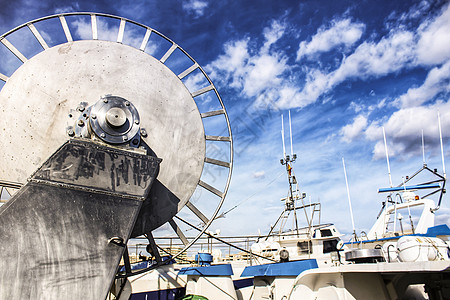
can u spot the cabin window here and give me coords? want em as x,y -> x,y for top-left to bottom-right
297,241 -> 312,255
323,239 -> 339,253
320,229 -> 333,237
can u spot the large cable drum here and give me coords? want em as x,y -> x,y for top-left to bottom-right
0,12 -> 233,296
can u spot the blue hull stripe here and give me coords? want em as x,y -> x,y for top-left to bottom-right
344,224 -> 450,246
233,278 -> 254,290
129,278 -> 254,299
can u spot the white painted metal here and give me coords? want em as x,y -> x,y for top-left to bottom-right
117,19 -> 126,43
140,28 -> 152,51
185,275 -> 237,300
438,111 -> 446,179
382,127 -> 393,187
289,110 -> 293,157
27,23 -> 49,49
91,14 -> 98,40
178,63 -> 198,79
281,115 -> 286,159
367,198 -> 435,240
0,38 -> 27,62
191,84 -> 214,97
422,129 -> 425,164
289,261 -> 450,300
59,16 -> 73,42
0,73 -> 8,82
160,43 -> 177,63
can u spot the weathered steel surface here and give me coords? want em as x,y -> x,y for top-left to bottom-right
31,139 -> 159,199
0,139 -> 160,299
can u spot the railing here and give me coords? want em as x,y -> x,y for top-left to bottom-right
128,235 -> 260,265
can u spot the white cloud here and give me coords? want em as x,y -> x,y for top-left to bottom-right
70,16 -> 156,54
208,3 -> 450,113
372,139 -> 405,160
54,4 -> 80,14
262,20 -> 286,52
396,60 -> 450,108
340,115 -> 368,143
252,171 -> 265,179
282,3 -> 450,110
277,29 -> 416,109
327,4 -> 450,94
349,102 -> 363,113
364,119 -> 383,142
72,18 -> 118,41
297,18 -> 365,61
243,53 -> 288,98
416,3 -> 450,65
366,101 -> 450,159
182,0 -> 208,18
207,19 -> 294,109
399,0 -> 431,22
329,30 -> 416,86
206,39 -> 249,90
368,98 -> 387,113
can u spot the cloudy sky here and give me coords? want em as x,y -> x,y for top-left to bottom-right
1,0 -> 449,241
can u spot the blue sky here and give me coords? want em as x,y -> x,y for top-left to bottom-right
1,0 -> 450,240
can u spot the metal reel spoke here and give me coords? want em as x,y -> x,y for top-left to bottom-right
144,232 -> 162,264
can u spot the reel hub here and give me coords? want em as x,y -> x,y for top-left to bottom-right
69,95 -> 142,147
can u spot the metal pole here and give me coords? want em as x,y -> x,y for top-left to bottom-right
422,129 -> 426,165
289,110 -> 293,157
438,111 -> 446,179
342,157 -> 357,243
281,115 -> 286,159
383,127 -> 393,187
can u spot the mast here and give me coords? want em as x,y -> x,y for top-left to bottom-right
438,111 -> 446,179
422,129 -> 426,165
279,113 -> 302,236
269,112 -> 321,240
383,127 -> 393,187
288,110 -> 300,235
342,157 -> 357,243
289,110 -> 294,157
281,115 -> 286,160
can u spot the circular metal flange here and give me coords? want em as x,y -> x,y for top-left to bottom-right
345,248 -> 385,263
89,95 -> 140,144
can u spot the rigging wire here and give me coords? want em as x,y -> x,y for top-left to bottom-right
180,170 -> 286,233
219,170 -> 286,218
175,215 -> 277,262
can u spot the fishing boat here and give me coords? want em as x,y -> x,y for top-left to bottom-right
247,123 -> 450,300
120,119 -> 450,300
112,113 -> 346,299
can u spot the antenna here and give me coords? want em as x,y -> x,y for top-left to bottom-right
281,115 -> 286,159
383,127 -> 393,187
289,110 -> 293,157
422,129 -> 426,165
342,157 -> 357,243
438,111 -> 446,179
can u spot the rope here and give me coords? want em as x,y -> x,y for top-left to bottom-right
175,216 -> 277,262
219,171 -> 285,217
